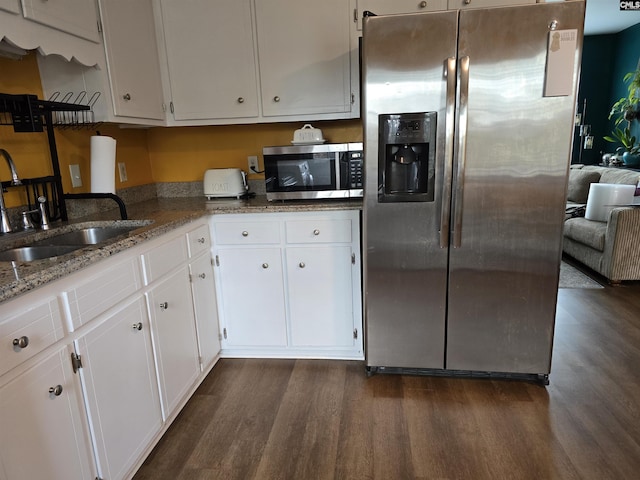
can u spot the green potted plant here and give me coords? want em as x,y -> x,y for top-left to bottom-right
608,68 -> 640,126
604,126 -> 639,167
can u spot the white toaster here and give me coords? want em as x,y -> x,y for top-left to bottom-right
203,168 -> 247,199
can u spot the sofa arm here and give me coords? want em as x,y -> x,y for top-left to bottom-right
601,207 -> 640,281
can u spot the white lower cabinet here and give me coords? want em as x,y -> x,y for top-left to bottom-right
189,254 -> 222,369
75,296 -> 162,480
216,247 -> 288,347
146,265 -> 200,419
212,210 -> 363,359
0,344 -> 96,480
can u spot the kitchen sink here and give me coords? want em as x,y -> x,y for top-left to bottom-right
0,222 -> 151,262
0,245 -> 82,262
38,226 -> 141,246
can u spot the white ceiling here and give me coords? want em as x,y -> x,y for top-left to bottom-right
584,0 -> 640,35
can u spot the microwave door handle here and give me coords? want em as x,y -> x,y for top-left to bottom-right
452,55 -> 470,249
440,56 -> 457,249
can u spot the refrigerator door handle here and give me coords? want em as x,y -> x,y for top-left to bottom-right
440,56 -> 457,249
452,55 -> 470,248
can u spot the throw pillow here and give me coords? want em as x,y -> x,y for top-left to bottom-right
567,169 -> 601,203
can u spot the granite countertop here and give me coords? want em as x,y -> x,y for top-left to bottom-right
0,195 -> 362,304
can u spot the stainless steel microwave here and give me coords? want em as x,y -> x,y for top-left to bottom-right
263,143 -> 363,201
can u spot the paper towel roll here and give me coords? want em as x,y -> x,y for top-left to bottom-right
585,183 -> 635,222
90,135 -> 117,194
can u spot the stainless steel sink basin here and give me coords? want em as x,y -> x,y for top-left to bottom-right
0,245 -> 82,262
39,226 -> 140,246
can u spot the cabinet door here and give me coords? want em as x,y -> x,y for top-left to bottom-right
354,0 -> 447,31
99,0 -> 165,120
216,248 -> 287,347
189,254 -> 221,370
146,266 -> 200,419
286,246 -> 355,347
76,297 -> 162,480
0,345 -> 96,480
21,0 -> 100,42
159,0 -> 259,120
0,0 -> 19,14
254,0 -> 351,117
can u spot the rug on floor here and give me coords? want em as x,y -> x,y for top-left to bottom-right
559,261 -> 604,289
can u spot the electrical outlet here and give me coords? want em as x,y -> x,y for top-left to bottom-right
248,155 -> 259,173
69,164 -> 82,187
118,162 -> 128,182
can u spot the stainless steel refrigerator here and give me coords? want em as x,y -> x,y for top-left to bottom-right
363,1 -> 585,383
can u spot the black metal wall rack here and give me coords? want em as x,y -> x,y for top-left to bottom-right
0,92 -> 96,222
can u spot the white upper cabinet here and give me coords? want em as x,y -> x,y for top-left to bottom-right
159,0 -> 259,121
353,0 -> 447,31
21,0 -> 100,42
98,0 -> 165,120
0,0 -> 19,14
254,0 -> 352,118
158,0 -> 355,125
38,0 -> 166,125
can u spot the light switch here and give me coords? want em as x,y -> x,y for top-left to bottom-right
118,162 -> 128,182
69,164 -> 82,187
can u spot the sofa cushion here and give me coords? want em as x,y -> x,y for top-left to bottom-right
564,217 -> 607,251
598,168 -> 640,186
567,169 -> 601,203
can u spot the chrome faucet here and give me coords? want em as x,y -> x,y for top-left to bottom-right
0,148 -> 22,234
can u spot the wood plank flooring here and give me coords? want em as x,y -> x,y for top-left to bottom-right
134,282 -> 640,480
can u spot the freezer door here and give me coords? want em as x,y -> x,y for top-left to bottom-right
446,1 -> 584,374
363,10 -> 458,369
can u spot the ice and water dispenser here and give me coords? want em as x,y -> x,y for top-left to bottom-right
378,112 -> 436,203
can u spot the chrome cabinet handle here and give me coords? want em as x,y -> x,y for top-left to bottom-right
132,322 -> 143,331
273,96 -> 280,102
123,93 -> 131,101
299,262 -> 306,268
262,263 -> 269,269
199,273 -> 206,279
313,229 -> 320,236
420,1 -> 427,7
198,237 -> 205,244
237,97 -> 245,103
159,302 -> 168,310
464,0 -> 471,4
242,231 -> 249,237
12,336 -> 29,349
49,385 -> 63,396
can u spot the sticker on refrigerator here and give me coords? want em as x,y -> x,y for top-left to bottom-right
543,29 -> 578,97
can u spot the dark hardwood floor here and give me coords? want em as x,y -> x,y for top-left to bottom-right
134,282 -> 640,480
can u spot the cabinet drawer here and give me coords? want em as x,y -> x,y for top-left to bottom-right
66,258 -> 141,330
214,220 -> 280,245
142,234 -> 189,283
285,219 -> 352,244
187,223 -> 211,257
0,297 -> 64,377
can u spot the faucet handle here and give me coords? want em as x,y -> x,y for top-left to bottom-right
21,210 -> 38,230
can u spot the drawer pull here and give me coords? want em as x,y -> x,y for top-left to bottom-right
123,93 -> 131,101
49,385 -> 63,397
262,263 -> 269,269
159,302 -> 169,310
132,322 -> 143,331
198,237 -> 206,244
313,229 -> 320,236
420,1 -> 427,7
199,273 -> 206,279
299,262 -> 306,268
12,336 -> 29,349
242,231 -> 249,237
237,97 -> 245,104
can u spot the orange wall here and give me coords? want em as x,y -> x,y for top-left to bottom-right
146,120 -> 362,182
1,53 -> 363,208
